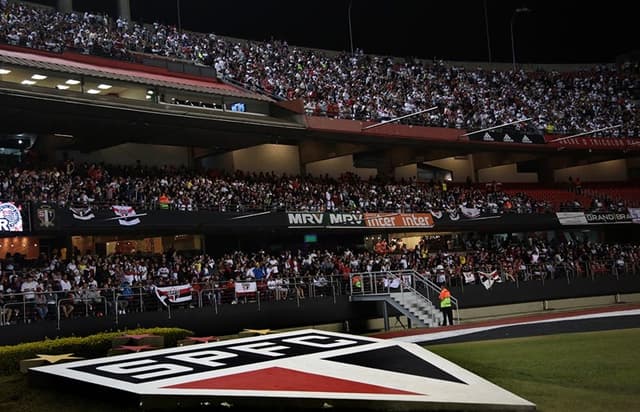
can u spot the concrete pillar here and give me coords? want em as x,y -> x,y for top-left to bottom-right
116,0 -> 131,21
57,0 -> 72,13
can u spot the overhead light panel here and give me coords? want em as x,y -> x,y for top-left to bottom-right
97,84 -> 112,90
65,79 -> 81,85
56,84 -> 70,90
86,89 -> 101,94
0,69 -> 11,75
31,74 -> 47,80
146,95 -> 152,99
21,80 -> 36,85
147,90 -> 154,95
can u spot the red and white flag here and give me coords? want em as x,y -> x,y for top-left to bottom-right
154,283 -> 193,306
478,270 -> 500,290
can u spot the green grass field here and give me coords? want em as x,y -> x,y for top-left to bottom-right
427,328 -> 640,412
0,328 -> 638,411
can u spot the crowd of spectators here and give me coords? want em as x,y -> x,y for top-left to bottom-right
1,236 -> 637,324
1,2 -> 638,136
3,161 -> 638,213
1,161 -> 563,214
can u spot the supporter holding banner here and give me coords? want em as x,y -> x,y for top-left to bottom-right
462,269 -> 476,284
235,281 -> 258,296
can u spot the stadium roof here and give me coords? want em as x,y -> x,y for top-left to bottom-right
0,47 -> 272,102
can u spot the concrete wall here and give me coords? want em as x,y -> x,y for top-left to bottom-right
231,144 -> 300,175
554,159 -> 628,182
394,164 -> 417,181
478,163 -> 538,183
200,152 -> 234,173
426,156 -> 474,182
305,155 -> 377,179
626,157 -> 640,168
58,143 -> 191,167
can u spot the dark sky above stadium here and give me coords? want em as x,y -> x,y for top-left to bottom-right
39,0 -> 638,64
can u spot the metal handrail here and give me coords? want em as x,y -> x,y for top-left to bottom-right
349,269 -> 459,325
410,270 -> 460,325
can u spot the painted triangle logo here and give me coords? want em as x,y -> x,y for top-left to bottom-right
30,329 -> 535,410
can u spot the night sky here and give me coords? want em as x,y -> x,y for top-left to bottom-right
33,0 -> 639,63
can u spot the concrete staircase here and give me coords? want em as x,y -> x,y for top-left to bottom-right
388,291 -> 442,328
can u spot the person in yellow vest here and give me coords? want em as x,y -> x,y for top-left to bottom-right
439,287 -> 453,326
352,274 -> 362,292
159,193 -> 170,210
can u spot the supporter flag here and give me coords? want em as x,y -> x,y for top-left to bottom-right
235,282 -> 258,296
110,205 -> 146,226
154,284 -> 193,307
460,206 -> 481,219
70,206 -> 96,220
478,270 -> 500,290
463,271 -> 475,284
0,202 -> 23,232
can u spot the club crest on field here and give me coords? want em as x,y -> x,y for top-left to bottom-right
31,329 -> 535,411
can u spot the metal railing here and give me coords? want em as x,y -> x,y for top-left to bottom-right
348,269 -> 460,325
0,277 -> 346,329
1,261 -> 636,329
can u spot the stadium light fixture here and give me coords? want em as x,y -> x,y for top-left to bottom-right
86,89 -> 101,94
511,7 -> 531,71
97,83 -> 112,90
0,68 -> 11,75
461,117 -> 532,137
31,74 -> 47,80
65,79 -> 81,85
348,0 -> 354,54
361,107 -> 438,130
56,84 -> 70,90
549,124 -> 623,142
177,0 -> 182,32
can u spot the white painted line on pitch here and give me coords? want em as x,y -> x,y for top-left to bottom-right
394,308 -> 640,343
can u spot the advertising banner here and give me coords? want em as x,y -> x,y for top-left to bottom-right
584,211 -> 631,224
556,211 -> 631,225
286,212 -> 434,229
556,212 -> 589,226
286,212 -> 364,227
468,131 -> 545,144
546,135 -> 640,150
363,213 -> 435,228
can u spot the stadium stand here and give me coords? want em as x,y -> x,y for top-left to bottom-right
1,1 -> 638,137
1,238 -> 638,326
0,1 -> 639,343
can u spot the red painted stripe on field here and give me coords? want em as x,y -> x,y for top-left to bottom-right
373,304 -> 640,339
164,366 -> 420,395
